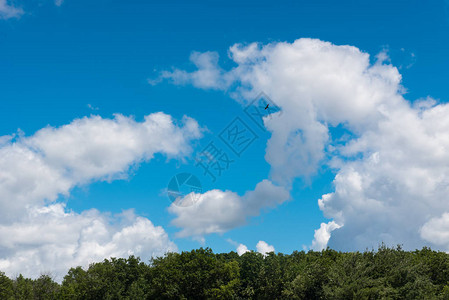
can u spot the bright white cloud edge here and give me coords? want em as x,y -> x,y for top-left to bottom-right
168,179 -> 290,239
230,240 -> 275,256
159,38 -> 449,253
0,112 -> 202,280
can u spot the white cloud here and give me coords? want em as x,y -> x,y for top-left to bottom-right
161,38 -> 449,252
319,101 -> 449,250
0,0 -> 23,19
237,243 -> 249,256
230,240 -> 273,256
0,0 -> 65,19
161,39 -> 402,185
0,112 -> 201,222
227,239 -> 249,255
256,241 -> 275,256
152,52 -> 233,90
420,213 -> 449,247
0,112 -> 201,279
169,179 -> 290,238
311,221 -> 341,251
0,205 -> 176,281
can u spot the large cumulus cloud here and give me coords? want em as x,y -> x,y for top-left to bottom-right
160,38 -> 449,251
0,112 -> 201,279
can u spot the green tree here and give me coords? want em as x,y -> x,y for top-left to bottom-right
13,274 -> 34,299
33,275 -> 60,300
0,271 -> 13,300
3,245 -> 449,299
149,248 -> 240,299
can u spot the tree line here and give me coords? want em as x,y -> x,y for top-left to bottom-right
2,245 -> 449,299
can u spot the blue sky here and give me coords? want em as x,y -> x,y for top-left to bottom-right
2,0 -> 449,279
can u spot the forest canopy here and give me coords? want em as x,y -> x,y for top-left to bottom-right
2,245 -> 449,299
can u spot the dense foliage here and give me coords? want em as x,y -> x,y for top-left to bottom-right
2,246 -> 449,299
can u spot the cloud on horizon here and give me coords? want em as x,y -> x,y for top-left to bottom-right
0,112 -> 202,280
158,38 -> 449,252
229,240 -> 275,256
